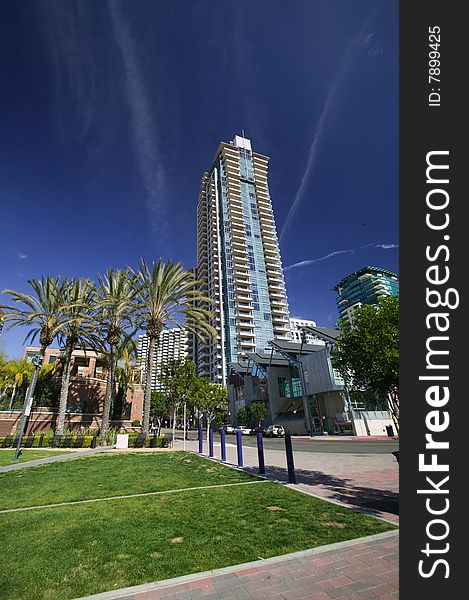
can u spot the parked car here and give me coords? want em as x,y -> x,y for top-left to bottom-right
223,425 -> 235,434
234,426 -> 252,435
250,426 -> 267,436
265,425 -> 285,437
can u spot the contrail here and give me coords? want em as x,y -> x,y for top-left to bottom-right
284,242 -> 398,272
108,0 -> 165,231
279,9 -> 380,243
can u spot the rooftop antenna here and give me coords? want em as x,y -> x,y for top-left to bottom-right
241,128 -> 245,139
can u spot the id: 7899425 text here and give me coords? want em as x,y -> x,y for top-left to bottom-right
428,26 -> 441,107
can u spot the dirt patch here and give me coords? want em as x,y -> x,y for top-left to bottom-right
321,521 -> 346,529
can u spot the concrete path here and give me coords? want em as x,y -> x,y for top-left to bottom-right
0,446 -> 115,473
76,530 -> 399,600
174,439 -> 399,524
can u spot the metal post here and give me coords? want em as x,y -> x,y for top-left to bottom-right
198,427 -> 203,454
152,429 -> 157,448
236,430 -> 243,467
91,431 -> 97,449
220,427 -> 226,462
13,354 -> 42,462
284,433 -> 296,483
208,424 -> 214,457
39,433 -> 44,448
257,431 -> 265,474
183,402 -> 187,451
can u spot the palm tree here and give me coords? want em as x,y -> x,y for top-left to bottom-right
55,278 -> 99,436
114,338 -> 138,420
1,275 -> 70,383
1,276 -> 70,455
134,258 -> 215,435
95,269 -> 138,445
3,359 -> 35,409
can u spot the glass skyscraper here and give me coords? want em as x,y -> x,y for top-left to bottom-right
195,135 -> 291,383
333,266 -> 399,322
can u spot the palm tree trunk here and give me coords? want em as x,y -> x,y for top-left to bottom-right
8,382 -> 17,410
142,335 -> 157,435
56,340 -> 74,435
101,345 -> 116,446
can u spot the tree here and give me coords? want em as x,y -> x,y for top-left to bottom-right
194,378 -> 227,437
150,390 -> 170,435
134,258 -> 215,435
95,269 -> 138,445
113,338 -> 139,420
237,405 -> 252,426
1,359 -> 34,409
332,296 -> 399,431
250,402 -> 267,427
1,276 -> 70,452
55,278 -> 99,435
34,363 -> 61,407
159,358 -> 199,444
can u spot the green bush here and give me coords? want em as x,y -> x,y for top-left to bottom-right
131,419 -> 140,427
126,434 -> 168,448
0,432 -> 168,448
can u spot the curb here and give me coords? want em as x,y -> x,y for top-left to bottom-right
75,530 -> 399,599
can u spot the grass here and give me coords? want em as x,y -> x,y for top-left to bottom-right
0,450 -> 72,467
0,452 -> 252,509
0,452 -> 396,600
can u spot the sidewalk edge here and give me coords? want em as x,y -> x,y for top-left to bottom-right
75,529 -> 399,600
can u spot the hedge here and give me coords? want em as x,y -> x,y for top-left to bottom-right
0,434 -> 98,449
126,434 -> 169,448
0,433 -> 170,449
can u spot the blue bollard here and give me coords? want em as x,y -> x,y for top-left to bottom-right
198,427 -> 203,454
257,431 -> 266,474
284,433 -> 296,483
209,425 -> 214,457
220,427 -> 226,462
236,430 -> 243,467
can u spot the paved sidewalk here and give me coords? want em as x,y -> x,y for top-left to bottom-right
0,446 -> 114,473
174,440 -> 399,524
77,531 -> 399,600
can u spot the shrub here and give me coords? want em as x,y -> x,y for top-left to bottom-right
126,434 -> 168,448
131,419 -> 140,427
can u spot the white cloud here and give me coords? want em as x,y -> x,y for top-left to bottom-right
284,241 -> 399,271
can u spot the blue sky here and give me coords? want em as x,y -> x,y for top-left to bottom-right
0,0 -> 398,358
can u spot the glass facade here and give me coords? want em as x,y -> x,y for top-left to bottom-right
334,266 -> 399,321
196,135 -> 291,383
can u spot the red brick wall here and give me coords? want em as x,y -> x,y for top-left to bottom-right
0,381 -> 145,435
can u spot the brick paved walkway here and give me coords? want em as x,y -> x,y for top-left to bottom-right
77,531 -> 398,600
174,440 -> 399,524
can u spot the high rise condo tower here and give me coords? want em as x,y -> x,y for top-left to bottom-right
195,134 -> 291,383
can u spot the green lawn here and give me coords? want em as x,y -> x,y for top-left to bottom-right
0,449 -> 72,467
0,452 -> 395,600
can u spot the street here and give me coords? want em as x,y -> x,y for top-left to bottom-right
166,429 -> 399,455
